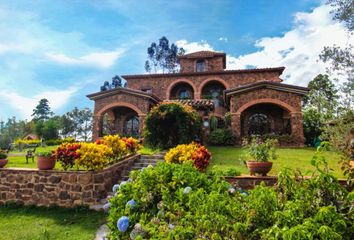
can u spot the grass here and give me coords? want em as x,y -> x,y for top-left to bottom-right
9,145 -> 59,154
0,205 -> 106,240
207,146 -> 345,178
138,146 -> 161,155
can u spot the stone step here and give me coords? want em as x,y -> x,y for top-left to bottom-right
140,154 -> 165,159
136,159 -> 164,164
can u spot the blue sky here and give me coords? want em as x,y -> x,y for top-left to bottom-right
0,0 -> 351,121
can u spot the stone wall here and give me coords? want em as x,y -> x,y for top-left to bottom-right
123,70 -> 282,100
0,155 -> 139,208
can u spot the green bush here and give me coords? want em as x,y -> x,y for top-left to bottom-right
107,157 -> 353,239
143,103 -> 202,149
207,128 -> 236,145
223,168 -> 241,176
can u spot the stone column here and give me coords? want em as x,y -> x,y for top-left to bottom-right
231,113 -> 242,144
92,115 -> 102,141
290,112 -> 305,147
138,114 -> 146,137
195,91 -> 201,100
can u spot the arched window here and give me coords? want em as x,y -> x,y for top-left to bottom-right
196,59 -> 206,72
170,82 -> 194,99
123,116 -> 140,137
247,113 -> 271,135
201,81 -> 226,106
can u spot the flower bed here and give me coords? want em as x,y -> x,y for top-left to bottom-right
106,160 -> 353,239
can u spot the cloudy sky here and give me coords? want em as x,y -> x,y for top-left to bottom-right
0,0 -> 352,121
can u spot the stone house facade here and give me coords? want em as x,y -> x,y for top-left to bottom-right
87,51 -> 308,146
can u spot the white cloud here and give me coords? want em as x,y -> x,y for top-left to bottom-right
46,49 -> 125,69
227,5 -> 353,86
176,39 -> 214,53
0,86 -> 79,120
218,37 -> 228,42
176,5 -> 352,86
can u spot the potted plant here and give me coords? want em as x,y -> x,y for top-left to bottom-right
37,151 -> 56,170
0,151 -> 8,168
243,137 -> 278,176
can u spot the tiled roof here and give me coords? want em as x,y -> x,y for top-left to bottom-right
178,51 -> 226,59
87,87 -> 161,102
122,67 -> 285,79
164,99 -> 214,110
224,81 -> 309,97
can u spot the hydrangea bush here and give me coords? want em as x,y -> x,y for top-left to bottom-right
107,160 -> 353,239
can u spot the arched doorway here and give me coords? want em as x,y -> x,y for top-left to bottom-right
100,106 -> 140,137
123,115 -> 140,137
201,80 -> 226,107
241,103 -> 291,137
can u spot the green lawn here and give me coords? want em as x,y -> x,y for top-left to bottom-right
207,146 -> 345,178
9,145 -> 60,154
0,205 -> 106,240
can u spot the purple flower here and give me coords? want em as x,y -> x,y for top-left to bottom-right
103,202 -> 110,212
117,216 -> 129,232
183,186 -> 192,194
228,187 -> 236,194
169,224 -> 175,230
112,184 -> 120,193
126,199 -> 137,208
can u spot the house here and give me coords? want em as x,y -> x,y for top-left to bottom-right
87,51 -> 308,146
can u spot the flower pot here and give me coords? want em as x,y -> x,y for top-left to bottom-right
37,156 -> 56,170
0,159 -> 8,168
246,161 -> 273,176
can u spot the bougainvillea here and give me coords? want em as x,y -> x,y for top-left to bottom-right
52,143 -> 81,170
164,142 -> 211,171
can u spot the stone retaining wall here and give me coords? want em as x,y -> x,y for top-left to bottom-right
0,154 -> 139,208
225,176 -> 350,190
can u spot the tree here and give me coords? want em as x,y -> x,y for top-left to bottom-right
60,107 -> 92,141
144,103 -> 201,149
100,75 -> 125,92
303,108 -> 324,146
319,1 -> 353,112
303,74 -> 339,118
32,99 -> 53,121
145,36 -> 185,73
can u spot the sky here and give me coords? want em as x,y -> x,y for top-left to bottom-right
0,0 -> 352,121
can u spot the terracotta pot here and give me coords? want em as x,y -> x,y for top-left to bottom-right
246,161 -> 273,176
37,156 -> 56,170
0,159 -> 8,168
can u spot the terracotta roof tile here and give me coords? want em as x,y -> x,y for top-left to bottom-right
164,99 -> 214,110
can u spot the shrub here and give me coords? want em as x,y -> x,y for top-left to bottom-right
52,143 -> 81,170
15,139 -> 41,146
0,151 -> 7,159
207,128 -> 236,145
223,168 -> 241,176
107,159 -> 353,239
121,137 -> 142,154
36,151 -> 53,157
100,135 -> 127,159
243,137 -> 278,162
143,103 -> 202,149
76,143 -> 113,170
164,143 -> 211,171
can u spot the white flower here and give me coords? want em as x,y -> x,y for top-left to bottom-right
183,186 -> 192,194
